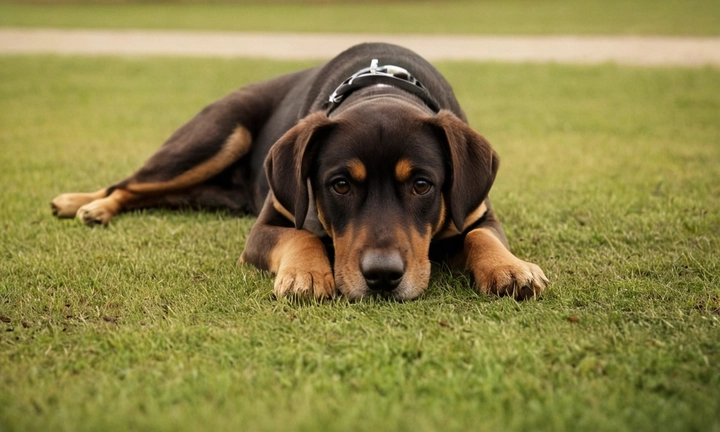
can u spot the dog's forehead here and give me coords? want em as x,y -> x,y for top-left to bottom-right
319,107 -> 444,171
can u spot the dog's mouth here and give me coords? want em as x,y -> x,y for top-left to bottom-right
341,279 -> 428,302
330,224 -> 434,301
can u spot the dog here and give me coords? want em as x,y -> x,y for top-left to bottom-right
51,43 -> 548,301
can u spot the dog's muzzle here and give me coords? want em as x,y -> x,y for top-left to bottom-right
360,249 -> 405,292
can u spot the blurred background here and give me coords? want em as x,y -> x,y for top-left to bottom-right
1,0 -> 718,36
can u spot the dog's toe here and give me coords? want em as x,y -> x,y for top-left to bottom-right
51,193 -> 87,218
473,259 -> 548,300
50,201 -> 61,217
76,202 -> 113,227
274,267 -> 336,299
51,191 -> 109,219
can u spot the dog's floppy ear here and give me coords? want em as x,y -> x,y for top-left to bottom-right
429,110 -> 500,232
265,112 -> 334,229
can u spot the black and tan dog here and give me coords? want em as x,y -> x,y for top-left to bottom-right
51,43 -> 548,301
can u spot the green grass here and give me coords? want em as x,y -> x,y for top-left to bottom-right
1,0 -> 719,35
1,56 -> 719,431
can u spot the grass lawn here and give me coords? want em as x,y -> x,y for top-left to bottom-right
1,55 -> 719,431
0,0 -> 719,35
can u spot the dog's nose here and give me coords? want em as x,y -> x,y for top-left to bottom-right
361,250 -> 404,291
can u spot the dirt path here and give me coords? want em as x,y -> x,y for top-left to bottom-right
2,28 -> 719,67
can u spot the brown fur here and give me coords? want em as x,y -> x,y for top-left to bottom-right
394,159 -> 413,183
51,189 -> 108,218
464,228 -> 548,299
76,189 -> 137,226
126,126 -> 251,194
267,229 -> 335,298
347,159 -> 367,183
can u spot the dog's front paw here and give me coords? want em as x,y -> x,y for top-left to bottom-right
470,258 -> 548,300
274,266 -> 336,299
464,228 -> 548,300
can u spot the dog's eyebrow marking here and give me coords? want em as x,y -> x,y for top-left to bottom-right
347,159 -> 367,183
395,159 -> 413,182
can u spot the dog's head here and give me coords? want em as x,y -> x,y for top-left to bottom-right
266,98 -> 498,300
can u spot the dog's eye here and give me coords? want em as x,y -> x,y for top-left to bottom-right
332,179 -> 350,195
413,179 -> 432,195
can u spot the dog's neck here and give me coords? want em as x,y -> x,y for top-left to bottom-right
326,85 -> 436,118
324,60 -> 439,116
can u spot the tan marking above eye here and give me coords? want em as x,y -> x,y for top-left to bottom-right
347,159 -> 367,183
395,159 -> 413,182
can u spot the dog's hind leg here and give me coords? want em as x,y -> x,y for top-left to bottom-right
51,81 -> 276,226
77,123 -> 253,226
51,69 -> 313,225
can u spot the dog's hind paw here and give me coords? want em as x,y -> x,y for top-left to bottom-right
76,199 -> 117,226
274,267 -> 336,299
51,192 -> 96,218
